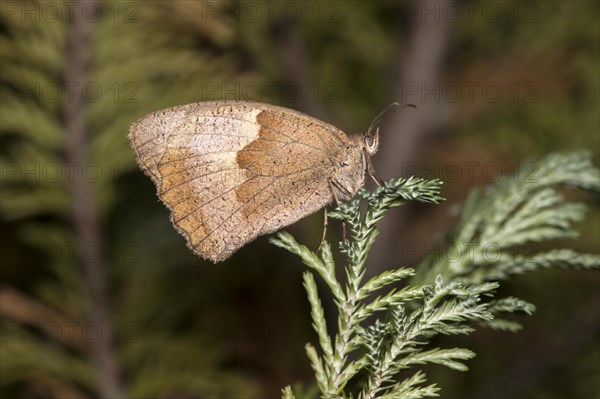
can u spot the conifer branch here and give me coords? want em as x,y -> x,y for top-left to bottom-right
62,1 -> 122,397
272,177 -> 455,398
273,153 -> 598,398
415,151 -> 599,286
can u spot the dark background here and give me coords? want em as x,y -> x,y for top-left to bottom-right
1,1 -> 598,398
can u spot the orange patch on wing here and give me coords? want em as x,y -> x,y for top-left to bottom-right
234,111 -> 285,221
236,111 -> 277,168
236,176 -> 275,222
158,147 -> 210,248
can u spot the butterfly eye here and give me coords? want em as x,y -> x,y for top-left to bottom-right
364,127 -> 379,155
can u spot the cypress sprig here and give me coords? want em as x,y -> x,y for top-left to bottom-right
273,152 -> 598,399
415,151 -> 599,286
413,151 -> 599,332
273,177 -> 473,398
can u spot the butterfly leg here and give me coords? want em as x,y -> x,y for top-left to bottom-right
317,207 -> 328,253
328,180 -> 349,242
364,148 -> 384,187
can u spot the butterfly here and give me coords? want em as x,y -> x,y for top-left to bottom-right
129,101 -> 399,262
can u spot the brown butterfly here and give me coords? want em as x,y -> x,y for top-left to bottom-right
129,101 -> 398,262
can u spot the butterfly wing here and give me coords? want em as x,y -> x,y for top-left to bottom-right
130,101 -> 352,262
129,101 -> 230,186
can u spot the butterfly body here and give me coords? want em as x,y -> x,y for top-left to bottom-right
129,101 -> 375,262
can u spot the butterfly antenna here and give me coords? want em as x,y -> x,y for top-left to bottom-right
364,102 -> 417,187
366,102 -> 416,137
367,102 -> 399,136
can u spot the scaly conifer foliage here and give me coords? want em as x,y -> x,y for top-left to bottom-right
272,152 -> 599,398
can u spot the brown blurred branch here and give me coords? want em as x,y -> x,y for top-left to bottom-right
272,18 -> 331,121
369,0 -> 455,272
62,1 -> 123,397
0,287 -> 87,349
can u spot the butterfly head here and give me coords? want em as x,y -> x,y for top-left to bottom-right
363,127 -> 380,156
331,137 -> 368,201
362,102 -> 415,157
